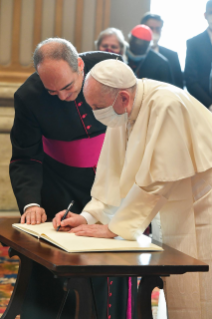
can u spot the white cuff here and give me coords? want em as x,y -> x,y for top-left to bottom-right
81,211 -> 98,225
24,203 -> 40,213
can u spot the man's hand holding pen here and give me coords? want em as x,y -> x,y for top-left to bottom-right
53,213 -> 116,238
52,200 -> 117,238
53,210 -> 87,231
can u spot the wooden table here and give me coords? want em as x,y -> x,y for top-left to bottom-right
0,218 -> 209,319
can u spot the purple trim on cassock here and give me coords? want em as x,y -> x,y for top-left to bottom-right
107,277 -> 110,319
10,159 -> 42,164
127,277 -> 132,319
42,134 -> 105,168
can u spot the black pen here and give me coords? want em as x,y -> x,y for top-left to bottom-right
56,200 -> 74,231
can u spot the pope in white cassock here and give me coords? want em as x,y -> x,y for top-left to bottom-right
53,59 -> 212,319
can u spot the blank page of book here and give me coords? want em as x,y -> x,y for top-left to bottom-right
12,222 -> 163,253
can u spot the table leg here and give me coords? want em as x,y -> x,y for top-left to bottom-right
57,277 -> 97,319
1,248 -> 33,319
137,276 -> 163,319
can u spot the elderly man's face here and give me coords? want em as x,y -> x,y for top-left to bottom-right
98,35 -> 122,55
83,76 -> 131,115
84,77 -> 114,110
37,58 -> 84,102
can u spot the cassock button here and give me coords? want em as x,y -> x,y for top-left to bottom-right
109,293 -> 112,296
78,102 -> 83,106
82,114 -> 87,119
110,281 -> 113,285
109,304 -> 112,308
108,316 -> 111,319
86,125 -> 92,129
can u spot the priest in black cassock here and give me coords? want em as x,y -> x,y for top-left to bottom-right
9,38 -> 137,319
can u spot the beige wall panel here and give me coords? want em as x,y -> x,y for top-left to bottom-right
0,106 -> 15,132
19,0 -> 35,66
81,0 -> 96,52
0,0 -> 13,65
74,0 -> 84,52
0,164 -> 18,210
0,134 -> 18,211
110,0 -> 150,39
41,0 -> 56,40
103,0 -> 111,30
0,133 -> 12,165
62,0 -> 76,43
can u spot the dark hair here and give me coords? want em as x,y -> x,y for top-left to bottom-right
206,0 -> 212,11
141,13 -> 164,26
33,38 -> 79,72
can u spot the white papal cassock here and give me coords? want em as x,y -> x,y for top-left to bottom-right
83,79 -> 212,319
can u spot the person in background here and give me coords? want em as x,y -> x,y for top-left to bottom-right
141,13 -> 183,89
184,0 -> 212,109
9,38 -> 137,319
95,27 -> 128,59
126,24 -> 173,85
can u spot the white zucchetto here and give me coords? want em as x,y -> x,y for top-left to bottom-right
90,59 -> 137,88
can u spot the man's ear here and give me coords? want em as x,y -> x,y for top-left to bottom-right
120,91 -> 130,106
78,57 -> 84,72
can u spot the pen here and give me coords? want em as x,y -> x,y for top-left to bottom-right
56,200 -> 74,231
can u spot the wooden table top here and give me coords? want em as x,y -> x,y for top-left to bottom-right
0,218 -> 208,277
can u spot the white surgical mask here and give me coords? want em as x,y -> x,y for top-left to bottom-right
152,33 -> 161,46
93,92 -> 128,127
126,48 -> 147,62
207,14 -> 212,29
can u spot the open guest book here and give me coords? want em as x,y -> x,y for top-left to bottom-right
12,222 -> 163,253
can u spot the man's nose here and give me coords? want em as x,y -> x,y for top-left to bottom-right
58,91 -> 68,101
106,48 -> 113,53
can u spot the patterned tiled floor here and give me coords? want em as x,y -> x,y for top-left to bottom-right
0,245 -> 19,318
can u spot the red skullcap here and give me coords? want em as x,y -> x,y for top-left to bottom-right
131,25 -> 152,41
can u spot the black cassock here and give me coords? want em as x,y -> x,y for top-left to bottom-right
9,51 -> 137,319
128,49 -> 174,85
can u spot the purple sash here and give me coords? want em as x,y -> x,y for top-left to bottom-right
42,134 -> 105,168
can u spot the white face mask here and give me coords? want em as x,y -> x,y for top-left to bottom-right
152,33 -> 161,46
207,14 -> 212,29
92,92 -> 128,127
